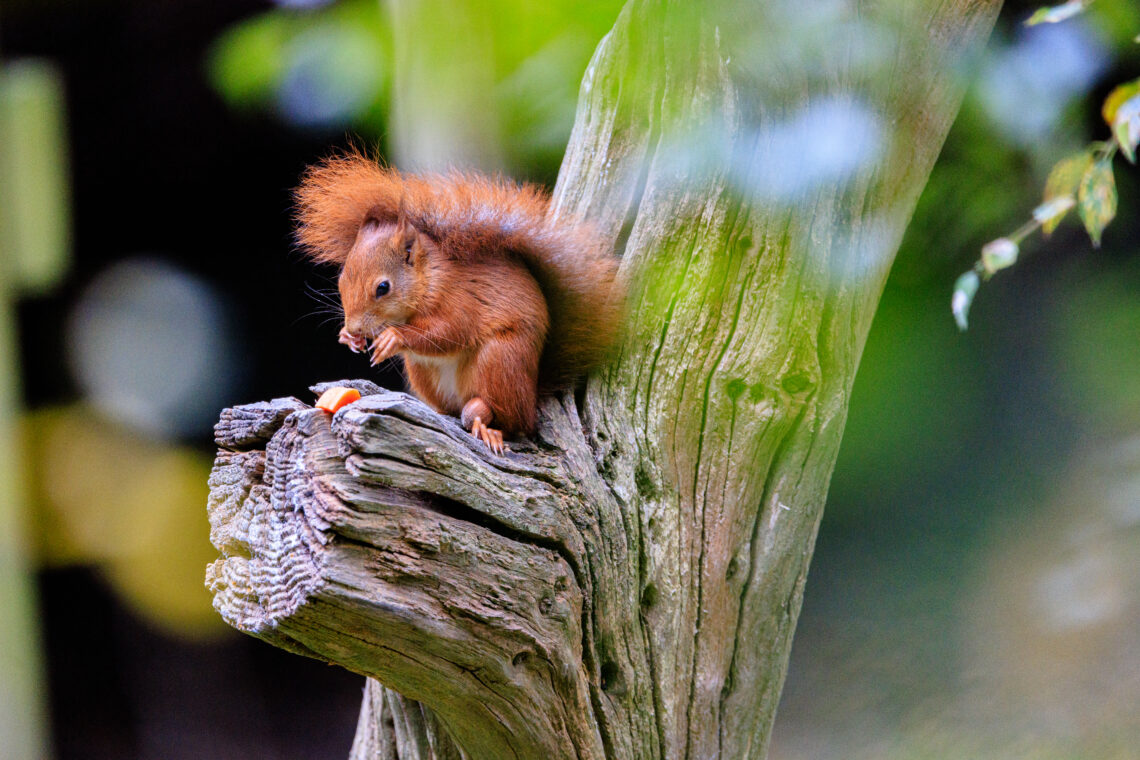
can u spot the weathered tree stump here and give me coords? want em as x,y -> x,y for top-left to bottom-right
206,1 -> 1002,757
208,386 -> 609,759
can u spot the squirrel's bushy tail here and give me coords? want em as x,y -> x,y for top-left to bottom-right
295,150 -> 624,385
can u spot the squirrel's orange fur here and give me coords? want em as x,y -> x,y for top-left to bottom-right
294,150 -> 622,450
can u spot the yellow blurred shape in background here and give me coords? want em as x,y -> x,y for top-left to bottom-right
23,405 -> 228,640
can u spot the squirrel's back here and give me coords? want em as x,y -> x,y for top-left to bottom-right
295,151 -> 624,385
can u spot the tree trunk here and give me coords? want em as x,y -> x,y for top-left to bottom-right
205,1 -> 1001,757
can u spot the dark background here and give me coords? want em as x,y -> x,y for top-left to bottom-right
5,2 -> 375,757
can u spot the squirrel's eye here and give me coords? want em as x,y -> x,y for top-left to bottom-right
404,240 -> 414,254
374,280 -> 390,298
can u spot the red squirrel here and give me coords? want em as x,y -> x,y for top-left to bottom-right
294,151 -> 623,453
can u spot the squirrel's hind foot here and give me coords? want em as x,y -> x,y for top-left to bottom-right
461,397 -> 505,455
470,416 -> 506,456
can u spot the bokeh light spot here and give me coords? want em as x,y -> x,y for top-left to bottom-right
275,22 -> 385,129
66,257 -> 240,439
978,22 -> 1109,145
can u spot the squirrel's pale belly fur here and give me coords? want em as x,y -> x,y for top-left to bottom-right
406,351 -> 466,412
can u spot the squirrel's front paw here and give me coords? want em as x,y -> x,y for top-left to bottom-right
339,327 -> 369,354
369,328 -> 403,366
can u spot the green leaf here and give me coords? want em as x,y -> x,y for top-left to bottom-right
1077,160 -> 1117,247
1042,151 -> 1092,234
981,237 -> 1019,276
1102,77 -> 1140,128
952,271 -> 980,332
1026,0 -> 1089,25
1111,93 -> 1140,163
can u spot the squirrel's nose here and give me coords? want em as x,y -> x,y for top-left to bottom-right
345,316 -> 365,336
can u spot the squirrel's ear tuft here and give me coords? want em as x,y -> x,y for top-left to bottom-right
293,149 -> 405,265
394,202 -> 440,250
394,203 -> 412,241
397,216 -> 413,239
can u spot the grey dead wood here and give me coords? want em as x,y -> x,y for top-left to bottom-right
205,1 -> 1002,758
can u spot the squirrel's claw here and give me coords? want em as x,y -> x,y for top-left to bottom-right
470,416 -> 506,456
339,327 -> 369,354
369,328 -> 403,366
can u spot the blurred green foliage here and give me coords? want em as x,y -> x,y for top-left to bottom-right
0,61 -> 70,292
1091,0 -> 1140,46
1055,264 -> 1140,429
209,0 -> 390,132
208,0 -> 625,177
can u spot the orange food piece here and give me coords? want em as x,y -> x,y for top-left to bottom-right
315,386 -> 361,413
